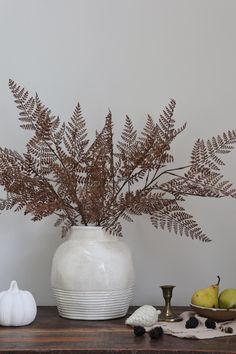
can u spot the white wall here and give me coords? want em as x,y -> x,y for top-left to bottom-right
0,0 -> 236,306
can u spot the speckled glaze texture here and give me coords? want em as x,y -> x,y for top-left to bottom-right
51,226 -> 135,319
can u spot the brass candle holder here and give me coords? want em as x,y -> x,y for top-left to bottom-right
159,285 -> 182,322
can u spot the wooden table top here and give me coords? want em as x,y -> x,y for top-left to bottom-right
0,306 -> 235,353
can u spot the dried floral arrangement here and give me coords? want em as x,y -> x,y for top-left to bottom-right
0,80 -> 236,241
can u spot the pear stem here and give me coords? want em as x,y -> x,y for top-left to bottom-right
216,275 -> 220,286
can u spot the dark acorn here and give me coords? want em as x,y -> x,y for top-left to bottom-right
205,318 -> 216,329
224,326 -> 233,333
133,326 -> 146,336
185,316 -> 199,328
149,326 -> 164,339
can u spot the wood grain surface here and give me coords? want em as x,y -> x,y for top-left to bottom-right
0,306 -> 235,353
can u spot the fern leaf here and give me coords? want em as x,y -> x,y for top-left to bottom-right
150,203 -> 211,242
191,130 -> 236,169
139,114 -> 156,142
103,219 -> 123,237
64,102 -> 89,159
9,79 -> 36,130
117,115 -> 137,155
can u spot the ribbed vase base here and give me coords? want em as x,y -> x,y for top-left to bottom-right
53,287 -> 134,320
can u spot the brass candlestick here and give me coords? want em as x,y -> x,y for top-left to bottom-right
159,285 -> 182,322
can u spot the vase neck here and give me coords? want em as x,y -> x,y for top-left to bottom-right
69,226 -> 107,241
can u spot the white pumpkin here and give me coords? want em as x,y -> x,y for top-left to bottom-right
0,280 -> 37,326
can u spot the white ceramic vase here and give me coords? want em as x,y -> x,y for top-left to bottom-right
51,226 -> 135,320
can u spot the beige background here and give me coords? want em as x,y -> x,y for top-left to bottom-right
0,0 -> 235,305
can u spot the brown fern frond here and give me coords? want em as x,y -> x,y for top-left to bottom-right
121,212 -> 134,223
2,81 -> 236,240
64,102 -> 89,160
118,115 -> 137,148
103,219 -> 123,237
9,79 -> 36,130
150,202 -> 211,242
117,116 -> 138,176
80,111 -> 116,224
158,99 -> 176,137
139,114 -> 156,142
191,130 -> 236,170
159,167 -> 236,200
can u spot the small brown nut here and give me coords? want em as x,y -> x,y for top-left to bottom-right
224,327 -> 233,334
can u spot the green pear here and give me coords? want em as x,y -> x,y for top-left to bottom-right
191,276 -> 220,308
219,288 -> 236,309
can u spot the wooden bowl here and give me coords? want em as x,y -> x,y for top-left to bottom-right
190,303 -> 236,322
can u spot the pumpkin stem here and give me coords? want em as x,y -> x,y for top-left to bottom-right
9,280 -> 19,292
